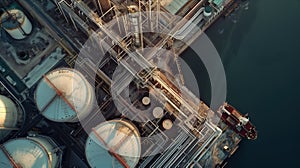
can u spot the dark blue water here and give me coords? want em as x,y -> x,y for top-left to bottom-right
183,0 -> 300,167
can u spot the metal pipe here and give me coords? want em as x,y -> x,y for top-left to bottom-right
0,145 -> 21,168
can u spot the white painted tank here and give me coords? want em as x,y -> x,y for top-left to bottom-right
203,6 -> 212,17
0,95 -> 22,140
0,9 -> 32,40
85,120 -> 141,168
152,106 -> 164,118
162,119 -> 173,130
0,135 -> 61,168
35,68 -> 95,122
142,96 -> 150,106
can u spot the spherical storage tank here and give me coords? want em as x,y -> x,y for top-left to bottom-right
0,135 -> 62,168
85,120 -> 141,168
0,95 -> 23,141
35,68 -> 95,122
0,9 -> 32,40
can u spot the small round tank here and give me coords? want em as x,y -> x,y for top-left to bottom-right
0,9 -> 32,40
0,95 -> 23,140
203,6 -> 212,17
142,96 -> 150,106
162,119 -> 173,130
152,106 -> 164,118
35,68 -> 95,122
85,120 -> 141,168
0,135 -> 62,168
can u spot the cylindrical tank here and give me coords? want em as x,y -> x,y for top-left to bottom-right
0,95 -> 23,141
0,9 -> 32,40
162,119 -> 173,130
35,68 -> 95,122
203,6 -> 212,17
0,135 -> 62,168
142,96 -> 150,106
85,120 -> 141,168
153,106 -> 164,118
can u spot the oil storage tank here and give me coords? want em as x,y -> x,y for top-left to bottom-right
85,119 -> 141,168
0,135 -> 62,168
0,9 -> 32,40
35,68 -> 95,122
0,95 -> 24,141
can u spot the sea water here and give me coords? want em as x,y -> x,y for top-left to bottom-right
181,0 -> 300,167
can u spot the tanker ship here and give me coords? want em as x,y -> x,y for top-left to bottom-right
220,103 -> 257,140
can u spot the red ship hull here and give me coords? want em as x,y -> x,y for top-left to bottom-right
220,103 -> 257,140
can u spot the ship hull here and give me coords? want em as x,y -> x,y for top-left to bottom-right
221,103 -> 257,140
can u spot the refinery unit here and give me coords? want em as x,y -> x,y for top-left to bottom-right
0,0 -> 256,168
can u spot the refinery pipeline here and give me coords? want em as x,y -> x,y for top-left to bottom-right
0,0 -> 256,168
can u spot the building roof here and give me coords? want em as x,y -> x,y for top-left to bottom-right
213,0 -> 224,7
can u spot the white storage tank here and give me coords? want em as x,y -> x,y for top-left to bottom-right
142,96 -> 150,106
152,106 -> 164,118
203,6 -> 212,17
85,119 -> 141,168
35,68 -> 95,122
0,135 -> 62,168
0,9 -> 32,40
0,95 -> 23,141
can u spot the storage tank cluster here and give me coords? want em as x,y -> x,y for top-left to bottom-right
0,9 -> 32,40
0,95 -> 24,141
0,135 -> 62,168
35,68 -> 95,122
0,95 -> 61,167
